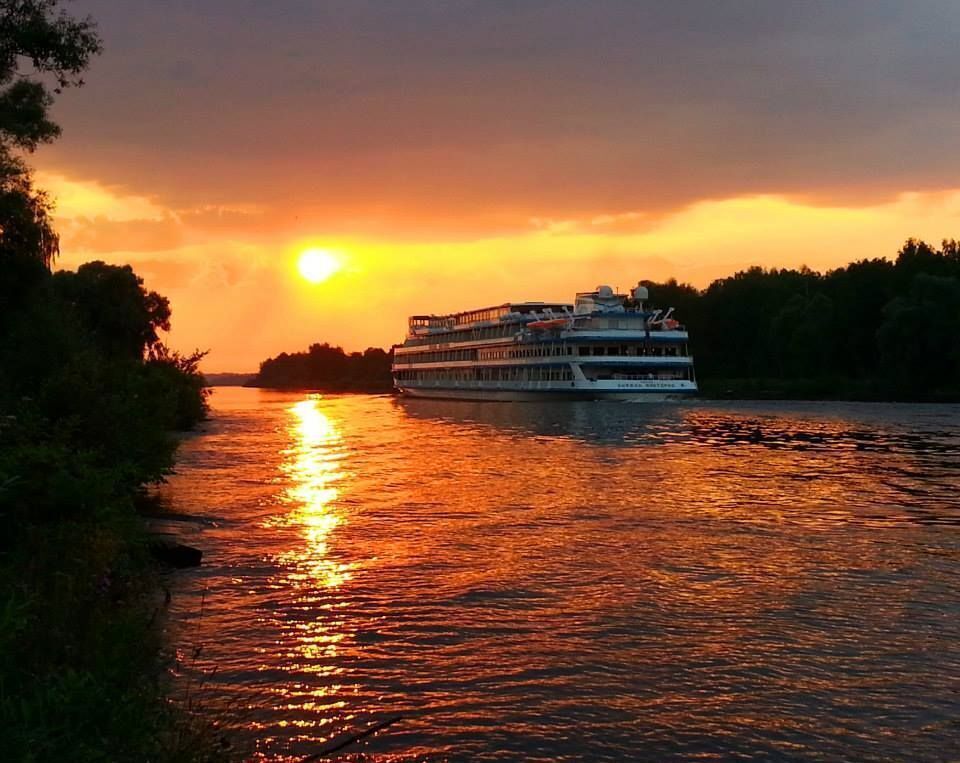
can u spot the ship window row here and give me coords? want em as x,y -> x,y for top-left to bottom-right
455,307 -> 507,325
478,367 -> 574,382
586,369 -> 694,381
580,344 -> 686,357
405,324 -> 517,346
480,344 -> 574,360
401,349 -> 477,364
395,367 -> 575,383
400,343 -> 689,364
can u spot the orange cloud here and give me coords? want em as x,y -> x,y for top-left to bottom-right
63,216 -> 184,253
44,165 -> 960,371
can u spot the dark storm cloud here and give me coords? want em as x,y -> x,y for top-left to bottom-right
41,0 -> 960,231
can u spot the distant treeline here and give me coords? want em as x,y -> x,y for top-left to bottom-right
643,238 -> 960,401
251,344 -> 393,391
205,372 -> 255,387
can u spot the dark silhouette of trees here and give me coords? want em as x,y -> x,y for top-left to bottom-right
0,166 -> 56,312
253,343 -> 393,391
0,0 -> 100,295
644,239 -> 960,400
53,261 -> 172,359
0,6 -> 215,759
877,274 -> 960,391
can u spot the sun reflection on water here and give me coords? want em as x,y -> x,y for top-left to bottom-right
276,397 -> 353,589
252,396 -> 364,751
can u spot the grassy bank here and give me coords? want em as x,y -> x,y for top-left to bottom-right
0,512 -> 222,761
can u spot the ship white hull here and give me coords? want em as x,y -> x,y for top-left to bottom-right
394,286 -> 697,402
396,381 -> 696,402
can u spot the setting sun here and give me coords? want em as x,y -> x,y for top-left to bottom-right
297,248 -> 341,284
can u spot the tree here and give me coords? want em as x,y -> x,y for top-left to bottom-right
878,274 -> 960,394
770,292 -> 836,377
0,1 -> 101,150
695,266 -> 820,378
254,342 -> 394,390
894,238 -> 958,282
0,168 -> 55,312
52,262 -> 172,359
0,0 -> 100,283
822,257 -> 896,377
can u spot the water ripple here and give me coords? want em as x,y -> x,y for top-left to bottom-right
159,390 -> 960,761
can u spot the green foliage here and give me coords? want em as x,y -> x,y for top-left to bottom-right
147,344 -> 212,431
0,257 -> 213,759
0,4 -> 223,759
0,0 -> 101,149
878,273 -> 960,393
0,1 -> 100,294
770,292 -> 835,377
0,522 -> 230,762
254,342 -> 393,391
0,261 -> 208,525
0,165 -> 57,308
643,239 -> 960,400
0,257 -> 215,760
53,260 -> 172,358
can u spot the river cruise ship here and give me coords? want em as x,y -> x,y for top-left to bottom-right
392,283 -> 697,401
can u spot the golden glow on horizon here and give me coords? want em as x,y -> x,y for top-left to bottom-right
42,165 -> 960,371
297,248 -> 342,284
36,170 -> 168,221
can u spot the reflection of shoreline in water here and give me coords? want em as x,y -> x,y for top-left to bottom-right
395,397 -> 690,445
396,396 -> 960,460
398,396 -> 960,527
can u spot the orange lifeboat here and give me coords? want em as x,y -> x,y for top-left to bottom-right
528,318 -> 568,330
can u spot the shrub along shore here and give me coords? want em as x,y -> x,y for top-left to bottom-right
0,3 -> 231,759
0,259 -> 222,760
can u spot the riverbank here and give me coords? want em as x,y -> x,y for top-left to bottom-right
251,343 -> 392,392
0,504 -> 228,761
0,264 -> 224,761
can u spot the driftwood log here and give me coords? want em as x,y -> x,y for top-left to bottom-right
149,540 -> 202,568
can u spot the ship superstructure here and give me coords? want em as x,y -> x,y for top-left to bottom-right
391,284 -> 696,401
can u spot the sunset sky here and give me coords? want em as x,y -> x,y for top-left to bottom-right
38,0 -> 960,371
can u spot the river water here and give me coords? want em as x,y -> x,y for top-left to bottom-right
158,387 -> 960,761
